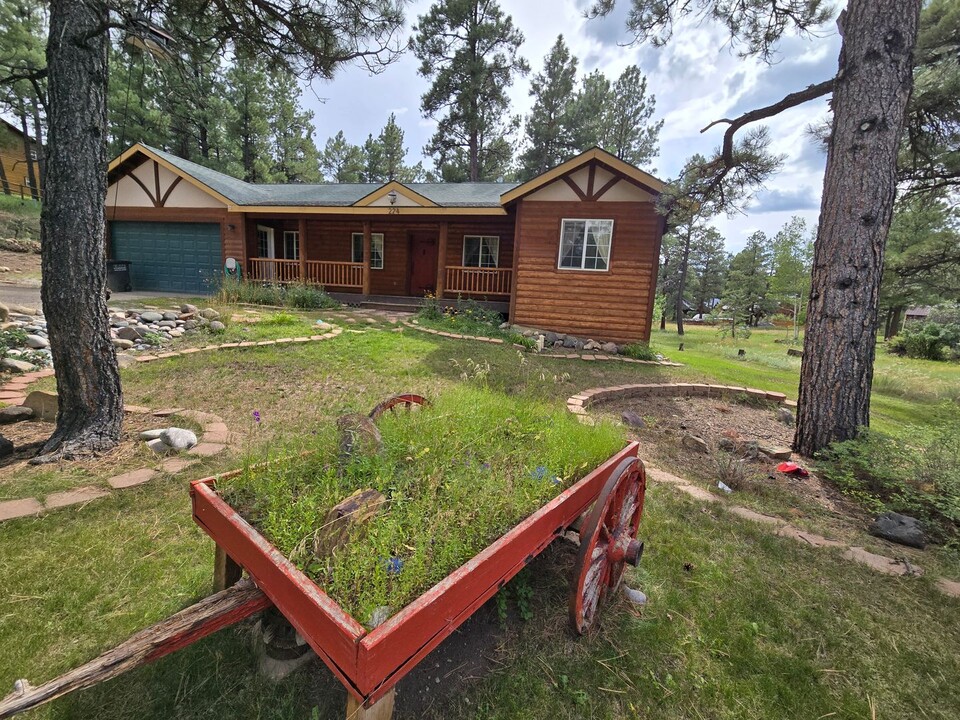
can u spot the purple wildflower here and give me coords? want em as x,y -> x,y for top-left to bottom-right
252,410 -> 261,423
386,557 -> 404,575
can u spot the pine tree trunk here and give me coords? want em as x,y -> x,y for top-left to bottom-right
675,228 -> 692,336
30,97 -> 45,191
794,0 -> 920,457
886,306 -> 905,338
34,0 -> 123,463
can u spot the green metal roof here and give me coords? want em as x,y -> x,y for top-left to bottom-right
142,145 -> 519,208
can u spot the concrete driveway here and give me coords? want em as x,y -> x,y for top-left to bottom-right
0,283 -> 207,310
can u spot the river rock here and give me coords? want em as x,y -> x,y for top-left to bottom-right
201,308 -> 220,320
24,334 -> 48,349
0,434 -> 13,458
116,326 -> 143,341
116,353 -> 136,368
140,429 -> 166,440
0,406 -> 33,424
146,438 -> 172,454
140,311 -> 164,323
209,320 -> 226,332
181,303 -> 198,314
776,407 -> 795,425
1,358 -> 35,373
162,312 -> 179,321
160,427 -> 198,450
869,512 -> 926,549
583,340 -> 601,351
759,445 -> 792,461
112,338 -> 135,349
601,342 -> 619,353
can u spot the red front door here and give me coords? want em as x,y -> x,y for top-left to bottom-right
408,233 -> 438,296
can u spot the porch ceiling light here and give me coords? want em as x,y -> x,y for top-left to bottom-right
388,190 -> 398,205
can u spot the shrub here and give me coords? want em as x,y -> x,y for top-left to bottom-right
261,312 -> 300,326
216,277 -> 339,311
415,296 -> 506,337
887,321 -> 960,361
284,283 -> 340,310
620,342 -> 657,361
818,424 -> 960,542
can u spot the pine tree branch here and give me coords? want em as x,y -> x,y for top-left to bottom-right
701,78 -> 835,167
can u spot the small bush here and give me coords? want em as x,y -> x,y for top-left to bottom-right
261,312 -> 300,326
621,342 -> 657,361
216,277 -> 339,311
887,322 -> 960,361
284,283 -> 340,310
415,296 -> 506,338
819,424 -> 960,542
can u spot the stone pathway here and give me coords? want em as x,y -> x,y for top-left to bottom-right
402,321 -> 683,367
569,383 -> 960,600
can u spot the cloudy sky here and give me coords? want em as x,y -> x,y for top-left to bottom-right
301,0 -> 842,252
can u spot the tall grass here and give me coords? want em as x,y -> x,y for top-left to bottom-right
216,276 -> 339,310
220,386 -> 626,624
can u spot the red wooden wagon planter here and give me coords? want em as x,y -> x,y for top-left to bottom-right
0,404 -> 647,720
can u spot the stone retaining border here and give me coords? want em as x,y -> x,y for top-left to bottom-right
132,325 -> 343,365
402,321 -> 683,367
566,382 -> 796,417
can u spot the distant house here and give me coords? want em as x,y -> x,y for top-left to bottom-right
905,306 -> 932,323
105,144 -> 667,343
0,118 -> 41,200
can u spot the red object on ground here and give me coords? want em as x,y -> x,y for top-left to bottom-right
777,461 -> 809,477
191,441 -> 641,707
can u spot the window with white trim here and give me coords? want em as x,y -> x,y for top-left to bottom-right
351,232 -> 384,269
463,235 -> 499,268
558,219 -> 613,271
283,230 -> 300,260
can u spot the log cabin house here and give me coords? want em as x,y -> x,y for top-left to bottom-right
0,118 -> 41,200
106,144 -> 667,342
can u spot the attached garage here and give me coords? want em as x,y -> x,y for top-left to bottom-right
110,221 -> 222,294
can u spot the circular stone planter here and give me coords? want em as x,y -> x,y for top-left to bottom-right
566,382 -> 794,417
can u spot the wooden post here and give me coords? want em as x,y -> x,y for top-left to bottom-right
362,220 -> 372,296
435,221 -> 448,298
346,688 -> 395,720
298,217 -> 307,283
508,203 -> 523,323
213,545 -> 242,593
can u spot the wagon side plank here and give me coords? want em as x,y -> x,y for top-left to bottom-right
0,579 -> 270,719
191,481 -> 367,693
356,442 -> 640,698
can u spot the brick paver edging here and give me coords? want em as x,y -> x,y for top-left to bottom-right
402,321 -> 683,367
566,382 -> 796,417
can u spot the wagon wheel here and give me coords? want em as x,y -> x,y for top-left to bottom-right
569,456 -> 646,635
368,393 -> 430,421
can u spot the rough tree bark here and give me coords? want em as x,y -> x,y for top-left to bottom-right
794,0 -> 921,456
674,225 -> 692,336
34,0 -> 123,463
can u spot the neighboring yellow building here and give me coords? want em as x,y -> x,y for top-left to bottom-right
0,118 -> 41,200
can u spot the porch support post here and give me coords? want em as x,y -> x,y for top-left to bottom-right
435,221 -> 448,298
362,220 -> 372,296
298,217 -> 307,283
508,203 -> 523,323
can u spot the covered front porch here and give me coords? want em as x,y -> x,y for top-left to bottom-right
241,214 -> 515,306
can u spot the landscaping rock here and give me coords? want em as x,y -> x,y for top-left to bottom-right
776,407 -> 795,425
583,340 -> 601,351
116,326 -> 143,341
337,413 -> 383,465
681,434 -> 709,454
621,410 -> 646,429
543,331 -> 560,345
140,311 -> 164,323
562,336 -> 579,349
158,320 -> 177,328
759,445 -> 792,461
0,302 -> 7,322
146,438 -> 172,454
181,303 -> 198,314
315,321 -> 333,331
160,427 -> 198,450
622,585 -> 647,605
23,391 -> 58,423
116,353 -> 136,369
0,434 -> 13,458
1,358 -> 35,373
200,308 -> 220,320
209,320 -> 226,332
24,334 -> 49,349
0,406 -> 33,424
600,342 -> 619,354
162,312 -> 179,321
139,429 -> 166,440
112,338 -> 135,349
869,512 -> 927,549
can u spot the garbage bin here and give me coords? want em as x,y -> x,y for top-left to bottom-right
106,260 -> 133,292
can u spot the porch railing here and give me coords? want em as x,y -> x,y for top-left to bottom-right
305,260 -> 363,288
247,259 -> 363,288
248,258 -> 301,283
444,266 -> 512,296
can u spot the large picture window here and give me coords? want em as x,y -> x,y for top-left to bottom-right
558,219 -> 613,271
463,235 -> 499,268
351,232 -> 384,269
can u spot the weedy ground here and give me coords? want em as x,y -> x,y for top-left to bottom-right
0,312 -> 958,719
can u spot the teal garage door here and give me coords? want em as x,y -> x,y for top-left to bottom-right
111,221 -> 222,294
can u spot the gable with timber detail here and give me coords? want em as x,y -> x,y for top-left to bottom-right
524,161 -> 655,203
107,159 -> 226,209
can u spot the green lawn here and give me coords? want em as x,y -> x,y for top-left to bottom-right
1,311 -> 958,719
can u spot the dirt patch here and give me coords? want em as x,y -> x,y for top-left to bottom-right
0,248 -> 41,282
0,411 -> 195,489
598,395 -> 856,516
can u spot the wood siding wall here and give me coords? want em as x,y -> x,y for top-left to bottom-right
246,215 -> 515,296
0,123 -> 40,197
512,200 -> 660,343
